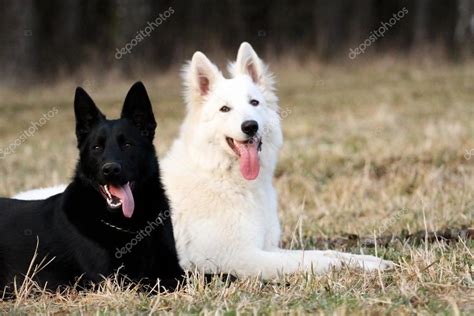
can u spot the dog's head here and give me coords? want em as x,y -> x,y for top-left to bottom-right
74,82 -> 157,218
182,42 -> 283,180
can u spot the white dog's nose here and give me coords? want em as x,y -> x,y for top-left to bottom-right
241,120 -> 259,136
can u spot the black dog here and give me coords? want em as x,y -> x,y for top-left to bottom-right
0,82 -> 184,294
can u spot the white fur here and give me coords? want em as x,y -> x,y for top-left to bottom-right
13,185 -> 67,200
13,42 -> 393,278
161,42 -> 393,278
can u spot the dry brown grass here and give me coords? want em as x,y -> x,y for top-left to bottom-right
0,58 -> 473,314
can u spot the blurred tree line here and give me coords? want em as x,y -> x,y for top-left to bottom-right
0,0 -> 473,83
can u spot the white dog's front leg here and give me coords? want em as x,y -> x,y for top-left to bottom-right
277,249 -> 394,271
232,249 -> 342,278
233,248 -> 393,279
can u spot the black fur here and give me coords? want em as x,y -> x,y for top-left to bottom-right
0,82 -> 184,294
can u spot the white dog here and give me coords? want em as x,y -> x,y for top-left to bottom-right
13,185 -> 67,200
161,42 -> 393,278
14,42 -> 393,279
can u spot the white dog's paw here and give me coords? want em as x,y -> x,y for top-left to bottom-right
320,251 -> 394,271
344,255 -> 395,271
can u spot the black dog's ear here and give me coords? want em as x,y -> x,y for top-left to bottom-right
121,81 -> 157,140
74,87 -> 105,144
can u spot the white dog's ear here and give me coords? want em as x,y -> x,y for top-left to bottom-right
183,52 -> 221,107
234,42 -> 265,85
230,42 -> 278,109
192,52 -> 219,96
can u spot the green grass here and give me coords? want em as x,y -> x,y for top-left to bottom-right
0,58 -> 473,314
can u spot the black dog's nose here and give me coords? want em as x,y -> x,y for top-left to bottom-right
241,120 -> 259,136
102,162 -> 122,177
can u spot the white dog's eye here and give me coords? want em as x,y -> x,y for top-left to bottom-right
250,99 -> 259,106
220,106 -> 231,113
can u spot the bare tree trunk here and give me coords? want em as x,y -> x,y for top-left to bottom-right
454,0 -> 474,58
413,0 -> 429,45
0,0 -> 34,84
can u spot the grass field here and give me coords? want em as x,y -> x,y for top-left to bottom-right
0,59 -> 473,314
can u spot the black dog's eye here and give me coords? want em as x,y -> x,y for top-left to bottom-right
250,99 -> 259,106
123,142 -> 133,149
220,106 -> 231,113
92,145 -> 103,152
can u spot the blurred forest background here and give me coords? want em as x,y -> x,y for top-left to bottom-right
0,0 -> 473,85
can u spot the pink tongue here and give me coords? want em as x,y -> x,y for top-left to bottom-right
237,141 -> 260,180
108,183 -> 135,218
